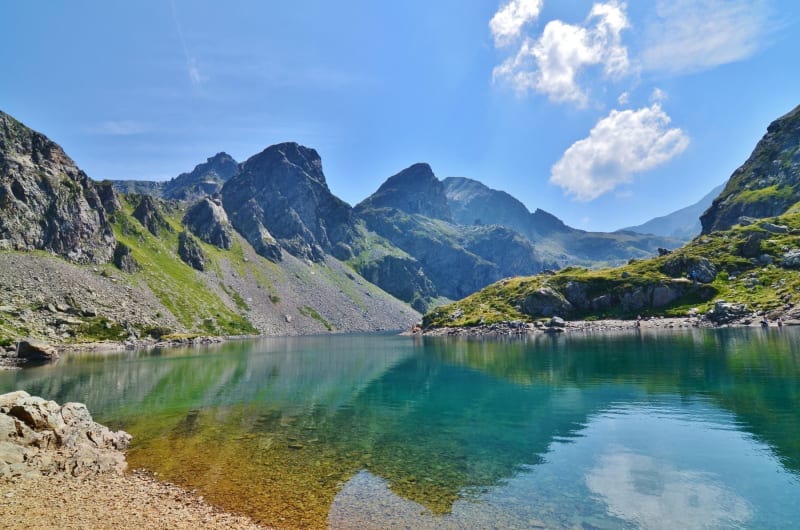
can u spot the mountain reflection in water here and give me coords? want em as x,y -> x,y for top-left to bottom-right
2,328 -> 799,528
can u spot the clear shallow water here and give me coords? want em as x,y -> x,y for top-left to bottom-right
2,329 -> 800,529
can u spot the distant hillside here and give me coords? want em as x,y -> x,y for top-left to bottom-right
623,183 -> 724,241
702,104 -> 800,233
443,176 -> 682,267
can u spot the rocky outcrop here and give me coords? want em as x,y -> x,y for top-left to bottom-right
707,301 -> 750,324
178,231 -> 206,271
661,255 -> 718,283
113,242 -> 140,273
16,340 -> 59,362
0,391 -> 130,478
182,197 -> 234,249
163,152 -> 239,202
131,195 -> 172,237
0,111 -> 117,263
701,104 -> 800,233
359,163 -> 453,222
221,143 -> 357,262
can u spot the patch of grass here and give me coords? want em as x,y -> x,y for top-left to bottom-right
298,306 -> 333,331
110,197 -> 257,336
424,209 -> 800,328
269,294 -> 281,304
75,317 -> 129,342
219,283 -> 250,311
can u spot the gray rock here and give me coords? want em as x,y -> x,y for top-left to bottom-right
708,301 -> 749,324
740,231 -> 767,258
0,391 -> 131,478
759,221 -> 789,234
113,242 -> 140,273
131,195 -> 172,237
0,111 -> 117,263
178,231 -> 206,271
781,249 -> 800,268
521,287 -> 573,317
16,340 -> 58,361
548,316 -> 566,328
183,197 -> 234,249
163,152 -> 238,202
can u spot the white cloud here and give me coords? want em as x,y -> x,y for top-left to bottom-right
643,0 -> 772,74
492,1 -> 630,106
650,88 -> 667,103
617,91 -> 630,105
490,0 -> 543,47
550,103 -> 689,201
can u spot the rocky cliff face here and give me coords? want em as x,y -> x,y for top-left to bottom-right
0,111 -> 117,263
163,152 -> 238,201
183,197 -> 235,249
222,143 -> 357,262
356,168 -> 549,302
701,105 -> 800,234
358,163 -> 453,222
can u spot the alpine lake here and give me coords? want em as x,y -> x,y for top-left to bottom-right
2,327 -> 800,529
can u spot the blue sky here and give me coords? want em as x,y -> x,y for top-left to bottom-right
2,1 -> 798,231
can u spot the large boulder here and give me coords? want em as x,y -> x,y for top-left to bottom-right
707,301 -> 750,324
0,391 -> 131,478
182,197 -> 234,249
113,242 -> 140,273
521,287 -> 573,318
178,231 -> 206,271
16,340 -> 58,362
781,249 -> 800,269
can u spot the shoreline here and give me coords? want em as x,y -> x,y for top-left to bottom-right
0,469 -> 268,530
421,315 -> 800,338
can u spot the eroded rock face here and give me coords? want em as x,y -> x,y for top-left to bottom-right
701,104 -> 800,234
521,287 -> 573,317
113,242 -> 140,273
221,143 -> 357,262
163,152 -> 238,202
358,163 -> 453,222
130,195 -> 172,237
0,391 -> 131,479
182,197 -> 234,249
0,111 -> 117,263
178,231 -> 206,271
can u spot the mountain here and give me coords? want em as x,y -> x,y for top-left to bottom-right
442,176 -> 682,267
425,104 -> 800,329
221,142 -> 358,262
701,104 -> 800,233
0,113 -> 420,347
163,152 -> 238,201
110,152 -> 238,202
356,165 -> 552,303
623,183 -> 725,240
0,110 -> 117,263
357,163 -> 453,222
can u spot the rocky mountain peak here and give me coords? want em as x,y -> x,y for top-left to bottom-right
701,104 -> 800,234
221,142 -> 356,262
357,163 -> 452,222
0,110 -> 117,263
162,151 -> 238,201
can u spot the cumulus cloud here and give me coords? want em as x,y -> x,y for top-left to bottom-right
550,103 -> 689,200
493,1 -> 630,106
643,0 -> 772,74
489,0 -> 543,47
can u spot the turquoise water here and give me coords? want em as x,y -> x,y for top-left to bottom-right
2,328 -> 800,528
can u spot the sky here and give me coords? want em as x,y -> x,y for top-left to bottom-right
1,1 -> 798,231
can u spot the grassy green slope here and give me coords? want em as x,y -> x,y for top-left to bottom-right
425,212 -> 800,328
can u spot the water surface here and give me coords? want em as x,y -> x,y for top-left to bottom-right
2,329 -> 799,528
